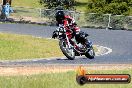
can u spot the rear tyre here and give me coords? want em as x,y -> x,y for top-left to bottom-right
59,40 -> 75,60
85,46 -> 95,59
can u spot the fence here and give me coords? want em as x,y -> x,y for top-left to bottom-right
9,7 -> 44,23
0,6 -> 132,30
75,13 -> 132,30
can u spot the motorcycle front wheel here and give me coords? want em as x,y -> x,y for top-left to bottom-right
59,39 -> 75,60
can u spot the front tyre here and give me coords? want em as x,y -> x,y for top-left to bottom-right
59,40 -> 75,60
85,46 -> 95,59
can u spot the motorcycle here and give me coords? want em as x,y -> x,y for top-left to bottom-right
52,25 -> 95,60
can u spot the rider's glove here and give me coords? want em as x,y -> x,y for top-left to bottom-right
52,31 -> 57,39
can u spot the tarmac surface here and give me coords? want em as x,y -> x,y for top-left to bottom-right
0,23 -> 132,65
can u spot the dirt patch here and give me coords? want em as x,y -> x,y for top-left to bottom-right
0,64 -> 132,76
9,16 -> 50,23
0,66 -> 74,76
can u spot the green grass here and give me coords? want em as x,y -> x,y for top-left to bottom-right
0,33 -> 63,60
0,69 -> 131,88
0,32 -> 97,60
11,0 -> 89,12
12,0 -> 42,8
11,0 -> 42,19
75,0 -> 89,12
11,7 -> 40,19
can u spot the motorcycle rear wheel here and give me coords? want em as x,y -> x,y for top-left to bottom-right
85,46 -> 95,59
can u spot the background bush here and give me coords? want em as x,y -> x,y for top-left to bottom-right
87,0 -> 131,15
39,0 -> 75,10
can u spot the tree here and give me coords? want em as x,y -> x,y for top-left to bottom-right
87,0 -> 131,15
106,0 -> 112,4
40,0 -> 75,10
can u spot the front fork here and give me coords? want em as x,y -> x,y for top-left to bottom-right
65,35 -> 75,56
66,35 -> 73,49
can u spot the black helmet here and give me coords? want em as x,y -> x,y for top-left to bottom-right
55,11 -> 65,22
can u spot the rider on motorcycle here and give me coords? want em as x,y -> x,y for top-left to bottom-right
52,10 -> 94,59
52,10 -> 89,45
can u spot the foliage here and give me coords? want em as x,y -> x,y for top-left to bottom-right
85,0 -> 132,30
39,0 -> 75,10
87,0 -> 131,15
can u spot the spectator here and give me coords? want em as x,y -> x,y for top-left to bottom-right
1,0 -> 13,20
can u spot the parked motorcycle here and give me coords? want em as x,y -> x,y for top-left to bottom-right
52,25 -> 95,60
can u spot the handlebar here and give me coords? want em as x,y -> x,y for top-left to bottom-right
52,26 -> 66,39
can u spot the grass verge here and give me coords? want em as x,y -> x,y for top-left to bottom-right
0,32 -> 97,60
0,32 -> 63,60
12,0 -> 42,8
0,69 -> 131,88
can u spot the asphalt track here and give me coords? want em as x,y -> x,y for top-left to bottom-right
0,23 -> 132,65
